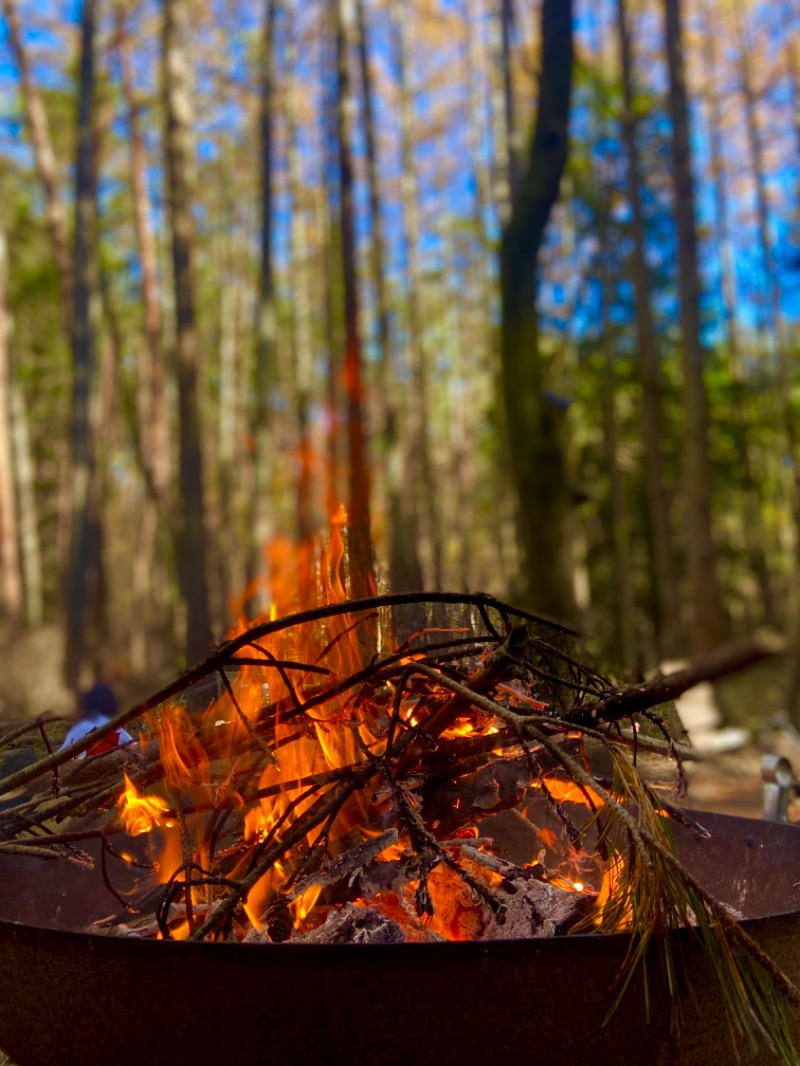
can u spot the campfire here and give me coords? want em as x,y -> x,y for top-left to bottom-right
0,525 -> 799,1064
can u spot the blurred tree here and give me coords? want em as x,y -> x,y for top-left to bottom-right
250,0 -> 278,616
64,0 -> 100,691
395,0 -> 440,589
0,229 -> 23,629
356,0 -> 421,593
499,0 -> 575,621
163,0 -> 212,662
335,0 -> 375,601
664,0 -> 724,653
1,0 -> 73,339
286,10 -> 314,555
616,0 -> 680,657
702,0 -> 776,625
116,7 -> 170,513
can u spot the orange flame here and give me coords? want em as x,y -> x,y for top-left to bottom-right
117,772 -> 169,836
115,510 -> 629,940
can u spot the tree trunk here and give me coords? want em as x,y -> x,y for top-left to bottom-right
335,0 -> 375,602
10,382 -> 42,627
616,0 -> 680,656
64,0 -> 99,692
116,11 -> 170,507
355,0 -> 421,593
1,0 -> 73,337
488,0 -> 515,223
664,0 -> 724,653
0,230 -> 23,628
286,17 -> 315,556
163,0 -> 212,662
395,0 -> 441,588
499,0 -> 575,622
249,0 -> 278,617
702,2 -> 775,625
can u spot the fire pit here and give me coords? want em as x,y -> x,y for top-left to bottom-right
0,811 -> 799,1066
0,588 -> 798,1064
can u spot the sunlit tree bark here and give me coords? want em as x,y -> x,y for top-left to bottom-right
10,382 -> 42,628
0,230 -> 23,629
116,10 -> 170,508
499,0 -> 575,621
335,0 -> 375,601
163,0 -> 212,662
664,0 -> 724,652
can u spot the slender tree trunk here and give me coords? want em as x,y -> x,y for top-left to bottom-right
500,0 -> 518,198
488,0 -> 514,222
499,0 -> 575,622
0,231 -> 23,628
64,0 -> 99,692
10,382 -> 42,627
702,4 -> 775,625
616,0 -> 680,656
335,0 -> 375,601
319,107 -> 344,521
664,0 -> 724,652
355,0 -> 421,592
249,0 -> 278,616
396,1 -> 441,588
286,20 -> 315,556
1,0 -> 73,337
116,12 -> 170,506
463,0 -> 494,344
163,0 -> 212,661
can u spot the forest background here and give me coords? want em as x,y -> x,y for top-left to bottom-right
0,0 -> 797,721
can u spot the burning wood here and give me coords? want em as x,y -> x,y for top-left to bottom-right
0,583 -> 797,1062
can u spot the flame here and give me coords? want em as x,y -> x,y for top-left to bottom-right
114,511 -> 630,941
538,776 -> 604,809
117,772 -> 169,836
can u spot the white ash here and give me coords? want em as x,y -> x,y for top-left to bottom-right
299,903 -> 406,945
484,879 -> 584,940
